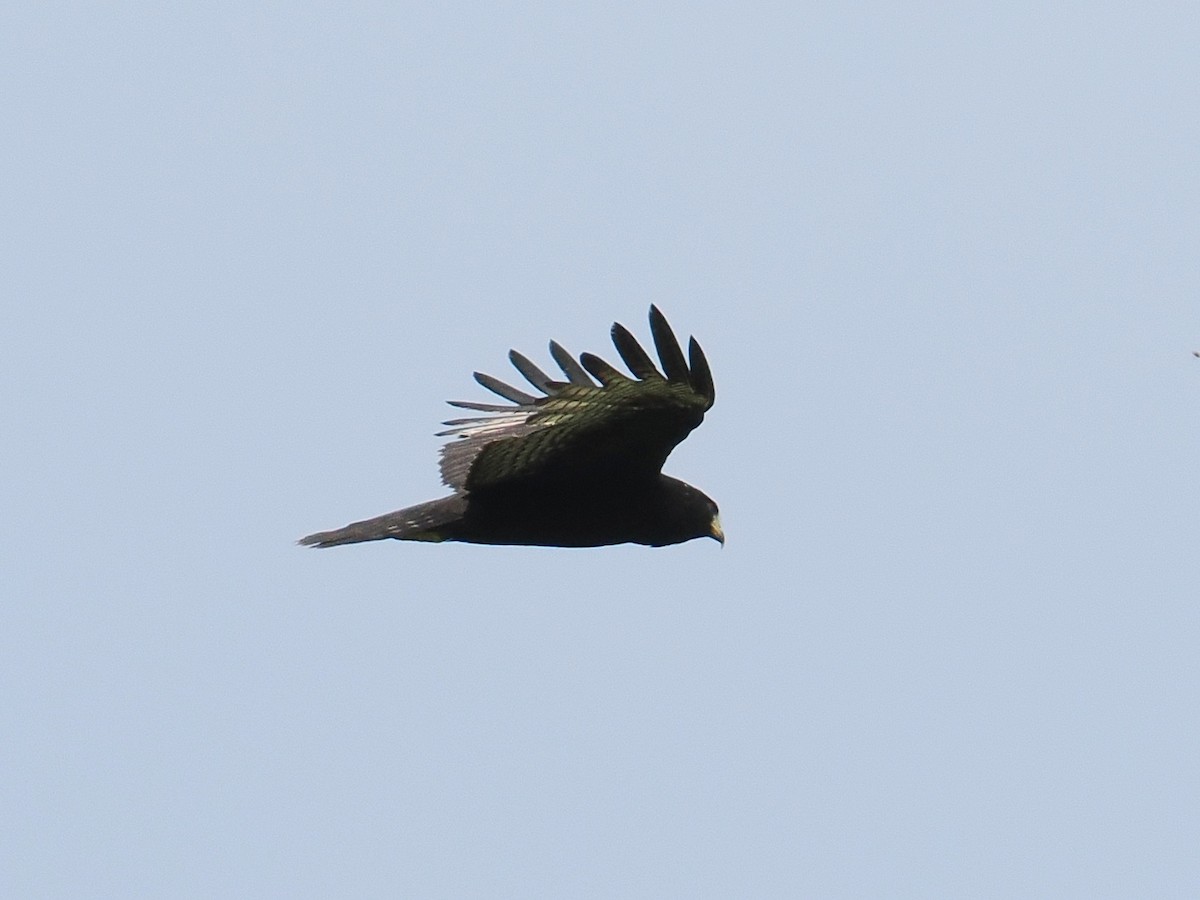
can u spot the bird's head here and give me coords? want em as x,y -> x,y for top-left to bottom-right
656,477 -> 723,547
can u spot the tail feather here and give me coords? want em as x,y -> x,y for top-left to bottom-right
299,495 -> 467,548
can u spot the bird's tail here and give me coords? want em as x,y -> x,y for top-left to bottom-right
298,495 -> 468,548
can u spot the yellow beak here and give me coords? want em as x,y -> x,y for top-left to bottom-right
709,514 -> 725,546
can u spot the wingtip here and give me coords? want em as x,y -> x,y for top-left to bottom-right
549,340 -> 597,386
647,305 -> 689,382
508,348 -> 555,394
647,304 -> 667,332
611,319 -> 663,380
688,335 -> 715,407
474,371 -> 538,405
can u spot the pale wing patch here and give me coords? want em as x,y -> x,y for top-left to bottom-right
436,409 -> 534,440
438,411 -> 543,492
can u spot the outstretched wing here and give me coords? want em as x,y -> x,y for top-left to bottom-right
438,306 -> 715,493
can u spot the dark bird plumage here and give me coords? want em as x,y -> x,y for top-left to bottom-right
299,307 -> 722,549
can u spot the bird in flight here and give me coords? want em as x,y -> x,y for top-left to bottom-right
299,306 -> 722,549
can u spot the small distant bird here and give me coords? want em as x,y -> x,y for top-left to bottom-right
300,307 -> 722,549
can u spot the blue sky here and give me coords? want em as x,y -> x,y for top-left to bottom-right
4,3 -> 1198,897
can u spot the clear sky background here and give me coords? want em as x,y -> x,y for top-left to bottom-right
4,3 -> 1198,897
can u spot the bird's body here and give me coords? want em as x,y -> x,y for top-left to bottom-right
300,307 -> 721,549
